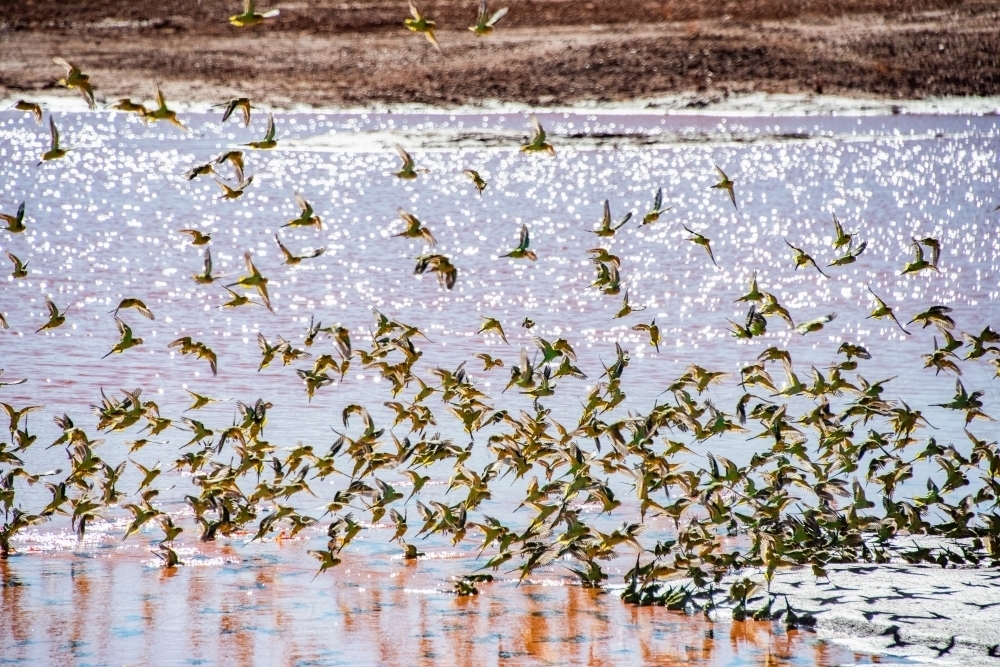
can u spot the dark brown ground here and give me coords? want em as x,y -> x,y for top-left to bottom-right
1,0 -> 998,108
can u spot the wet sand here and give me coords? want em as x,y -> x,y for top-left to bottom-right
1,0 -> 999,109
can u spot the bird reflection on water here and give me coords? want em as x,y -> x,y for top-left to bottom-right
0,550 -> 867,666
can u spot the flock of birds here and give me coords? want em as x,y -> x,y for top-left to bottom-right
1,2 -> 1000,626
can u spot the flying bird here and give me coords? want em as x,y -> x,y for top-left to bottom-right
38,117 -> 68,165
12,100 -> 43,124
284,194 -> 322,229
275,234 -> 325,265
590,200 -> 632,237
469,0 -> 508,35
217,97 -> 254,126
464,169 -> 487,195
682,224 -> 718,267
394,145 -> 423,180
710,164 -> 738,211
230,0 -> 280,27
143,85 -> 187,131
393,210 -> 437,246
53,58 -> 96,110
0,202 -> 26,233
520,116 -> 555,156
501,225 -> 536,260
405,1 -> 442,52
245,113 -> 278,149
641,188 -> 671,225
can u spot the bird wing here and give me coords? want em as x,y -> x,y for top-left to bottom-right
477,0 -> 487,24
487,6 -> 509,26
155,85 -> 166,111
518,224 -> 530,251
257,283 -> 273,312
715,164 -> 728,181
409,0 -> 422,20
275,236 -> 293,260
243,250 -> 259,275
264,113 -> 275,140
601,200 -> 611,228
115,317 -> 132,338
202,248 -> 213,275
530,115 -> 545,141
46,298 -> 58,317
245,0 -> 255,14
296,193 -> 311,216
395,144 -> 413,169
653,187 -> 662,210
49,117 -> 59,151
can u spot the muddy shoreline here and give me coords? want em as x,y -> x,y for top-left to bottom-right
1,1 -> 999,109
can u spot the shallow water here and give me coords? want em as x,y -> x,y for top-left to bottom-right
0,108 -> 998,665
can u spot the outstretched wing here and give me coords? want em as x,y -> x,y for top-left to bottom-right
395,144 -> 413,169
487,6 -> 509,26
49,117 -> 59,151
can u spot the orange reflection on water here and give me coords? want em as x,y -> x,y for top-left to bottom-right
0,548 -> 867,666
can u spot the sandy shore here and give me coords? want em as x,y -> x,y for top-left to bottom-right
1,1 -> 999,109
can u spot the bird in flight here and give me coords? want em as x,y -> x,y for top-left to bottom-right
38,117 -> 68,165
103,318 -> 144,358
12,100 -> 43,124
53,58 -> 96,110
641,188 -> 672,225
143,85 -> 187,131
479,316 -> 508,344
901,238 -> 939,275
394,145 -> 423,180
405,1 -> 442,52
109,99 -> 149,120
229,251 -> 273,311
682,224 -> 718,267
214,175 -> 253,200
36,298 -> 67,333
6,253 -> 29,279
794,313 -> 836,336
464,169 -> 488,196
217,97 -> 254,126
520,116 -> 555,156
169,337 -> 218,375
710,164 -> 738,211
284,195 -> 322,229
193,248 -> 217,285
229,0 -> 280,27
831,214 -> 855,249
245,114 -> 278,149
785,239 -> 828,277
501,225 -> 536,261
590,201 -> 632,238
0,202 -> 26,233
393,210 -> 437,246
111,298 -> 154,320
469,0 -> 508,35
275,234 -> 325,265
180,229 -> 212,246
632,319 -> 660,352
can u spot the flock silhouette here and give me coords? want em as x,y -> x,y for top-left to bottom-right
1,2 -> 999,638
